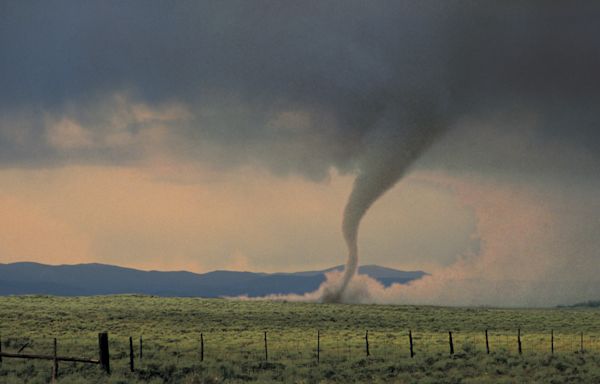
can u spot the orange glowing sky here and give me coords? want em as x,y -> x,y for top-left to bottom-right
0,164 -> 474,273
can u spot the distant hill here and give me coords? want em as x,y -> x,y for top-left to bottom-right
0,262 -> 426,297
558,300 -> 600,308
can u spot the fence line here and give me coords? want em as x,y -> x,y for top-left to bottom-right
1,329 -> 599,379
0,333 -> 110,380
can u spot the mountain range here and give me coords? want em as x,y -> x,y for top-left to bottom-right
0,262 -> 426,297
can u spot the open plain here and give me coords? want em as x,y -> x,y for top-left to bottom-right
1,296 -> 600,383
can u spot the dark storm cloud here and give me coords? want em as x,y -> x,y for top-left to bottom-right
1,1 -> 599,178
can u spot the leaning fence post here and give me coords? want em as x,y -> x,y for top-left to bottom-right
200,333 -> 204,362
52,338 -> 58,381
517,329 -> 522,355
98,332 -> 110,374
317,330 -> 320,363
139,336 -> 143,361
449,331 -> 454,355
264,331 -> 268,361
129,336 -> 134,372
365,330 -> 370,357
551,330 -> 554,355
485,329 -> 490,354
409,330 -> 414,358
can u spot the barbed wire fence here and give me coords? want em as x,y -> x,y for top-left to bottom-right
1,328 -> 599,379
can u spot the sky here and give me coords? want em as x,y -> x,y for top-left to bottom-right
1,2 -> 599,304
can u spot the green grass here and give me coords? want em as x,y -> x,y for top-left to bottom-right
1,295 -> 600,383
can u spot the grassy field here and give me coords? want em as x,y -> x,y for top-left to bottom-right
1,295 -> 600,383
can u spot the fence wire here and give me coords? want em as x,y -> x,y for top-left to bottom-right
2,329 -> 599,374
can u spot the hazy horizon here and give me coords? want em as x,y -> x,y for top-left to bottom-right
0,258 -> 430,274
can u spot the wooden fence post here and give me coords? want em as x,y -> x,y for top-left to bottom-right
0,335 -> 3,363
517,329 -> 522,355
200,333 -> 204,362
264,332 -> 268,361
139,336 -> 143,361
98,332 -> 110,374
129,336 -> 134,372
365,330 -> 370,357
317,330 -> 320,363
449,331 -> 454,355
551,330 -> 554,355
409,330 -> 414,358
52,338 -> 58,381
485,329 -> 490,354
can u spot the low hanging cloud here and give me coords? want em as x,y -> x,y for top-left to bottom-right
1,1 -> 599,175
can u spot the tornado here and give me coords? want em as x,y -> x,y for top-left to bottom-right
321,104 -> 447,303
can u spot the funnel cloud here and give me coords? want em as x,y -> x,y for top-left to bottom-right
322,106 -> 447,302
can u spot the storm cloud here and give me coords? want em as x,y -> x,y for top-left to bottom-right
1,1 -> 599,176
1,1 -> 599,305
